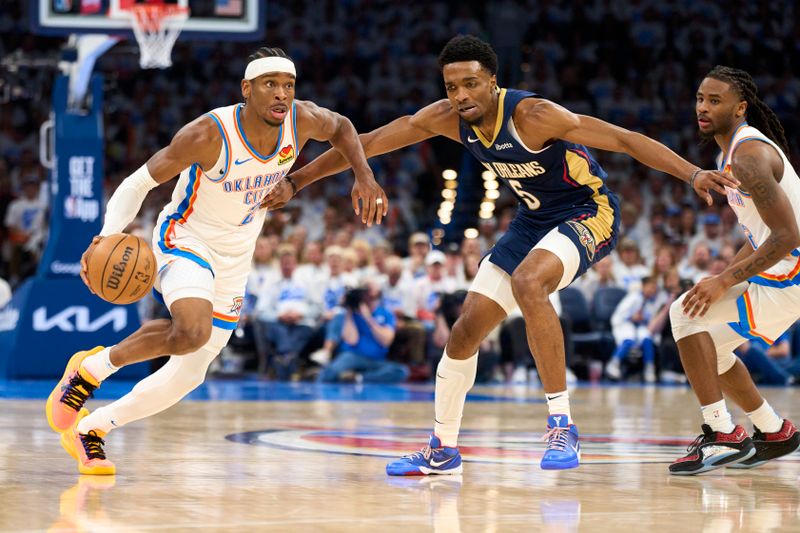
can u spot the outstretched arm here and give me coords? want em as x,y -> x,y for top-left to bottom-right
683,141 -> 800,318
516,100 -> 739,204
292,100 -> 387,224
261,100 -> 460,215
295,99 -> 459,188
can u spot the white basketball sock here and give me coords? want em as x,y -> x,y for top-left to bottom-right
701,399 -> 736,433
433,349 -> 478,448
746,400 -> 783,433
80,346 -> 119,383
77,346 -> 218,435
545,390 -> 571,424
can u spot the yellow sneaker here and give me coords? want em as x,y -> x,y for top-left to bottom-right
46,346 -> 104,433
60,408 -> 116,475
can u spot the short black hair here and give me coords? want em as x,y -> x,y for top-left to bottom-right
247,47 -> 292,64
438,35 -> 498,75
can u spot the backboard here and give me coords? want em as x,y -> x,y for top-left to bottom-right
31,0 -> 264,41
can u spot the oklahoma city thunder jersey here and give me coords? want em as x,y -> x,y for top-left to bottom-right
722,123 -> 800,287
460,88 -> 618,247
155,103 -> 298,262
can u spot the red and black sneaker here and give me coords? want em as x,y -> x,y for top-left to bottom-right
728,419 -> 800,469
669,424 -> 755,476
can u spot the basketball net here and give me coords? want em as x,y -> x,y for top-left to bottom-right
127,4 -> 188,69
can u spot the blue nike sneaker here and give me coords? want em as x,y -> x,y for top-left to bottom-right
386,435 -> 463,476
540,414 -> 581,470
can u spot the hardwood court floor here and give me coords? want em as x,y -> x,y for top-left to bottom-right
1,383 -> 799,532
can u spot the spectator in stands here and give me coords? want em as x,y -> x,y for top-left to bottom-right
612,238 -> 649,292
655,271 -> 688,384
574,255 -> 619,302
254,244 -> 316,380
677,242 -> 711,283
606,276 -> 668,383
317,280 -> 408,383
737,333 -> 794,386
295,240 -> 328,294
405,232 -> 430,278
320,245 -> 354,321
688,213 -> 724,257
3,175 -> 45,286
412,250 -> 457,328
651,246 -> 678,287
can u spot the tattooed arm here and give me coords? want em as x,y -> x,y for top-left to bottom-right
719,142 -> 799,285
682,141 -> 799,318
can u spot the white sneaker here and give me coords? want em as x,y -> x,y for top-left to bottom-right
643,363 -> 657,384
605,358 -> 621,380
511,366 -> 528,384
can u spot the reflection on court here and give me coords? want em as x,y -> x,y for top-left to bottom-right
1,385 -> 798,532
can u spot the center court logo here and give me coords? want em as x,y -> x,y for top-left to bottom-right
226,427 -> 719,465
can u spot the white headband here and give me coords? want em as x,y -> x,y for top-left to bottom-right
244,57 -> 296,80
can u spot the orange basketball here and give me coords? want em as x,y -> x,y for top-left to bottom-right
86,233 -> 156,304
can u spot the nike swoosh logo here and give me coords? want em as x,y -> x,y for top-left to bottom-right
467,136 -> 480,143
436,372 -> 446,380
430,457 -> 454,468
234,157 -> 253,165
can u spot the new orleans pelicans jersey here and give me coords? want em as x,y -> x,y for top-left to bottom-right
155,102 -> 298,262
460,88 -> 619,278
722,124 -> 800,287
460,88 -> 618,249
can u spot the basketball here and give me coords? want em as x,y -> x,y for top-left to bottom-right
86,233 -> 156,304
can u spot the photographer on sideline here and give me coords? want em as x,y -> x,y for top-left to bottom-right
317,280 -> 409,383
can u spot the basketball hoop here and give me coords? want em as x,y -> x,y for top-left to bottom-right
123,3 -> 189,69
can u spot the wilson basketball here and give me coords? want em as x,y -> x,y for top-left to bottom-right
86,233 -> 156,304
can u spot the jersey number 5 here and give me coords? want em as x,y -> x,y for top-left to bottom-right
507,179 -> 541,210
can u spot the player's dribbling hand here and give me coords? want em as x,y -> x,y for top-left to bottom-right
80,236 -> 103,294
682,275 -> 727,318
260,179 -> 293,211
692,170 -> 740,206
351,171 -> 388,227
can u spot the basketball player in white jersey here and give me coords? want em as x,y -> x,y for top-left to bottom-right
45,47 -> 387,475
669,66 -> 800,475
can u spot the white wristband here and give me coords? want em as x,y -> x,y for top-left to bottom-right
99,164 -> 159,236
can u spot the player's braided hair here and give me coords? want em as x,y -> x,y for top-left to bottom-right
706,65 -> 789,153
247,47 -> 291,63
438,35 -> 498,75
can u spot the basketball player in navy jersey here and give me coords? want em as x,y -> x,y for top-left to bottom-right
263,35 -> 736,473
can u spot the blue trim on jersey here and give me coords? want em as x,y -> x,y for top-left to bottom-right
212,317 -> 239,330
292,101 -> 298,147
748,277 -> 794,288
726,294 -> 772,348
205,112 -> 230,183
156,164 -> 214,275
235,104 -> 283,160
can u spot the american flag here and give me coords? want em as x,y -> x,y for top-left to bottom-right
215,0 -> 243,16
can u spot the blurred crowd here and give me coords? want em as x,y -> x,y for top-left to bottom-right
2,0 -> 800,384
